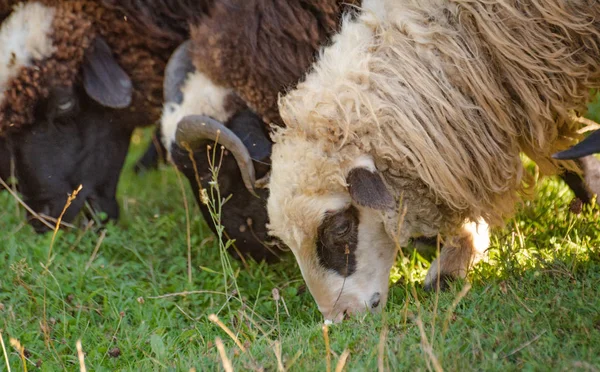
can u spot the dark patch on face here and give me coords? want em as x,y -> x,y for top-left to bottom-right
7,84 -> 134,232
169,110 -> 280,262
316,206 -> 359,277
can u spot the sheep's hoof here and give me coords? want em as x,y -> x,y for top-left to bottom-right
423,273 -> 454,292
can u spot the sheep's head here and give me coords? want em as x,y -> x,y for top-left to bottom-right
0,2 -> 139,231
160,41 -> 280,262
265,131 -> 398,322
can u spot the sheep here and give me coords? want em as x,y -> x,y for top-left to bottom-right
0,1 -> 208,231
252,0 -> 600,322
160,0 -> 358,261
161,41 -> 277,261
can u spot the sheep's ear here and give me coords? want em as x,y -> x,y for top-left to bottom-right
347,156 -> 395,210
228,111 -> 272,161
82,37 -> 133,109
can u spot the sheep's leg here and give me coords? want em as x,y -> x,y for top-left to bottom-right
580,155 -> 600,204
134,127 -> 166,174
559,156 -> 600,206
423,219 -> 490,291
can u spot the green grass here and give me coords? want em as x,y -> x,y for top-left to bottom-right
1,129 -> 600,372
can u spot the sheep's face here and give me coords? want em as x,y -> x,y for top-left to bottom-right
6,83 -> 134,232
169,111 -> 278,262
267,135 -> 397,322
159,40 -> 280,262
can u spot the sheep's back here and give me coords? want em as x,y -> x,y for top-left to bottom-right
280,0 -> 600,227
190,0 -> 359,126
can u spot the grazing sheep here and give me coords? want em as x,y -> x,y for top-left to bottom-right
257,0 -> 600,322
0,1 -> 207,231
161,0 -> 358,261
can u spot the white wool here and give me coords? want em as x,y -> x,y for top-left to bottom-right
350,154 -> 376,173
0,2 -> 56,105
160,71 -> 235,157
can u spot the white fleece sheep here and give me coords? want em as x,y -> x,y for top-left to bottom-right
267,0 -> 600,321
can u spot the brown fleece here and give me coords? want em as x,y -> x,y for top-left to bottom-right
0,0 -> 185,134
0,3 -> 95,133
190,0 -> 359,126
101,0 -> 213,47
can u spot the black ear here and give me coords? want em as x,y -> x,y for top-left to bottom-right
82,37 -> 133,108
227,111 -> 272,161
347,167 -> 395,210
553,130 -> 600,160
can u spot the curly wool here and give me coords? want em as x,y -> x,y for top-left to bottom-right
277,0 -> 600,231
0,0 -> 176,134
190,0 -> 360,126
0,3 -> 94,132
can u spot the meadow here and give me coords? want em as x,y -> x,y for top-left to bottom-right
1,125 -> 599,371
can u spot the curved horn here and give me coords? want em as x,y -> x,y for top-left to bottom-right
553,130 -> 600,160
164,40 -> 195,105
176,115 -> 258,197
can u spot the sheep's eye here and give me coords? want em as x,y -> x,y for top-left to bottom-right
46,86 -> 79,119
335,219 -> 352,237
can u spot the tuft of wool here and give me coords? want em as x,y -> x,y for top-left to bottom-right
190,0 -> 360,126
277,0 -> 600,230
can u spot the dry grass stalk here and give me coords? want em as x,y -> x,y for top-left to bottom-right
442,282 -> 472,336
502,330 -> 547,359
0,331 -> 11,372
149,290 -> 228,299
414,316 -> 443,372
9,338 -> 26,372
573,114 -> 600,133
323,324 -> 331,372
85,229 -> 107,271
378,325 -> 388,372
209,314 -> 246,353
272,341 -> 284,372
215,337 -> 234,372
335,349 -> 350,372
49,184 -> 83,257
76,339 -> 87,372
0,176 -> 56,231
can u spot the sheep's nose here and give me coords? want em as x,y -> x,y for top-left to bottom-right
324,310 -> 348,324
369,292 -> 381,309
